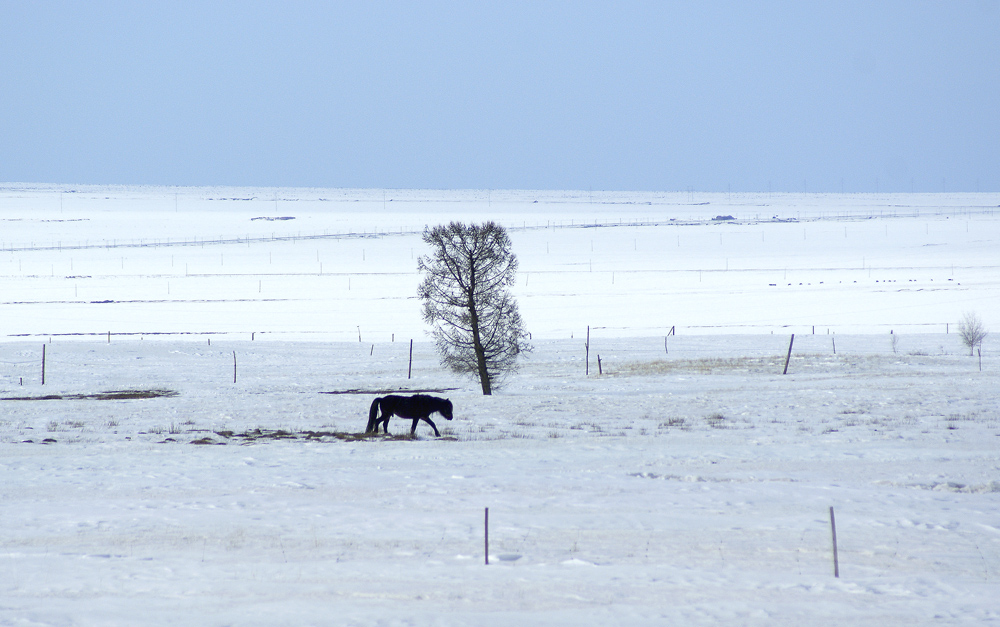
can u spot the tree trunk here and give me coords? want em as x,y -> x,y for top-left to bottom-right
468,297 -> 492,395
465,250 -> 493,395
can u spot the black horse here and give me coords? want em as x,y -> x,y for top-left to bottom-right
366,394 -> 454,437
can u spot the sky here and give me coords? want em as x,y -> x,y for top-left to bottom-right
1,1 -> 998,192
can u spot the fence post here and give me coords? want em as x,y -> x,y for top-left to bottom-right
484,507 -> 490,565
408,339 -> 414,379
783,334 -> 795,375
830,506 -> 840,578
41,344 -> 46,385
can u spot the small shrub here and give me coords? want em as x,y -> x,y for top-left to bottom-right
957,312 -> 988,356
705,413 -> 727,428
659,417 -> 687,429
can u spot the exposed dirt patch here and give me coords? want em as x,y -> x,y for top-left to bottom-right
184,429 -> 445,445
2,389 -> 178,401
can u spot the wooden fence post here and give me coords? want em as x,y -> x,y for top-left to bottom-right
484,507 -> 490,565
41,344 -> 46,385
408,339 -> 414,379
783,334 -> 795,375
585,326 -> 590,376
830,506 -> 840,577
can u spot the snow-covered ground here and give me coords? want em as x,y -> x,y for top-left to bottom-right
1,185 -> 999,625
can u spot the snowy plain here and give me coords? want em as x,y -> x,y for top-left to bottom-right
1,185 -> 999,625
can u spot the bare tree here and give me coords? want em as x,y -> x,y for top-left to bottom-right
957,311 -> 988,356
418,222 -> 530,395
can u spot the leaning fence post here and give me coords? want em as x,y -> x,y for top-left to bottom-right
484,507 -> 490,565
783,334 -> 795,375
830,506 -> 840,578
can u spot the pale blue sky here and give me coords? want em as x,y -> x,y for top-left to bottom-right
2,1 -> 998,191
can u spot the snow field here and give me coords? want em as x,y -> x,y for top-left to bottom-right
2,186 -> 999,340
1,185 -> 999,624
2,333 -> 999,625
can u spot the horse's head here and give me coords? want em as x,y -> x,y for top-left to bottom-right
441,399 -> 454,420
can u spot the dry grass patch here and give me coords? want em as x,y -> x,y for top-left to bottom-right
612,357 -> 783,376
205,428 -> 427,444
600,353 -> 911,377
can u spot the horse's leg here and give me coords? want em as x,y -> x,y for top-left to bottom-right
381,413 -> 391,434
423,416 -> 440,437
409,418 -> 420,435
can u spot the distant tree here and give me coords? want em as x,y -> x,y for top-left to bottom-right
417,222 -> 530,395
957,311 -> 988,356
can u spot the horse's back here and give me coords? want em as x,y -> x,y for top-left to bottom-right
383,394 -> 444,418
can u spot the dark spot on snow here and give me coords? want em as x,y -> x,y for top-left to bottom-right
190,437 -> 221,445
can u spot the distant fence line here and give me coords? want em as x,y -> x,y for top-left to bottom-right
1,323 -> 970,343
2,219 -> 684,253
4,207 -> 998,253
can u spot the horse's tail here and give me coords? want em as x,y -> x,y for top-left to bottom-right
366,397 -> 382,433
